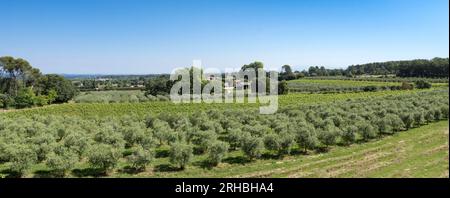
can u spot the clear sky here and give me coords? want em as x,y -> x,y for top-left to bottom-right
1,0 -> 448,74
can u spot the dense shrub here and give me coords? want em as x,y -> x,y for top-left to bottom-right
342,126 -> 357,145
357,121 -> 377,141
46,146 -> 78,176
414,80 -> 432,89
241,136 -> 264,160
169,142 -> 193,169
8,144 -> 37,176
87,144 -> 122,174
263,133 -> 281,153
294,124 -> 319,152
206,141 -> 229,166
127,146 -> 154,171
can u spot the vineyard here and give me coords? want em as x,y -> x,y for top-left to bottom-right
4,89 -> 429,118
73,90 -> 169,103
302,76 -> 449,83
0,88 -> 448,178
287,79 -> 447,93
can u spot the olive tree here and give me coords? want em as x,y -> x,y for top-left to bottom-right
46,146 -> 78,176
294,124 -> 319,153
241,136 -> 264,160
8,144 -> 37,177
342,125 -> 357,145
227,128 -> 243,150
278,132 -> 295,155
206,141 -> 229,166
169,142 -> 193,170
357,121 -> 377,141
127,146 -> 154,171
87,144 -> 122,174
263,133 -> 280,153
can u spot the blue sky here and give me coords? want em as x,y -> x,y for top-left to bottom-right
1,0 -> 448,74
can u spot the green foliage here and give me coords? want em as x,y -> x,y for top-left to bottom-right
8,144 -> 37,176
0,87 -> 447,177
87,144 -> 122,173
294,123 -> 319,152
38,74 -> 78,103
357,120 -> 377,141
278,80 -> 289,95
241,136 -> 264,160
0,57 -> 76,109
227,128 -> 244,150
263,133 -> 280,152
206,141 -> 229,166
415,80 -> 432,89
127,146 -> 154,171
14,87 -> 36,108
401,113 -> 414,129
278,132 -> 295,155
342,125 -> 357,145
144,76 -> 173,96
318,123 -> 340,147
169,142 -> 193,169
46,146 -> 78,176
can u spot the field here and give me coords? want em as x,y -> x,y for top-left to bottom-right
0,116 -> 448,178
288,78 -> 447,93
1,81 -> 448,178
5,89 -> 430,118
73,90 -> 168,103
119,120 -> 449,178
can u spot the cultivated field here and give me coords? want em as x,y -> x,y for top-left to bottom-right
0,81 -> 448,178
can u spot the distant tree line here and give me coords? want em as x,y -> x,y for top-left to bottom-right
278,58 -> 449,80
0,56 -> 78,109
347,57 -> 449,77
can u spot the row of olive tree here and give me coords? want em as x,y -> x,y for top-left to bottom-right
0,90 -> 447,177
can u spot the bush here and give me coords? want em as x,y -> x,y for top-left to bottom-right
433,108 -> 442,121
190,130 -> 217,153
8,144 -> 37,176
294,124 -> 319,153
206,141 -> 229,166
400,82 -> 414,90
425,110 -> 435,123
14,87 -> 36,108
263,133 -> 280,152
46,146 -> 78,176
357,121 -> 377,141
318,124 -> 339,147
401,113 -> 414,129
227,128 -> 243,150
414,80 -> 432,89
152,120 -> 177,145
169,142 -> 193,170
127,146 -> 154,171
241,136 -> 264,160
386,114 -> 405,132
342,126 -> 357,145
413,112 -> 425,127
29,132 -> 56,162
278,132 -> 295,155
63,130 -> 90,157
121,125 -> 146,147
87,144 -> 122,173
94,126 -> 125,148
363,86 -> 378,92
